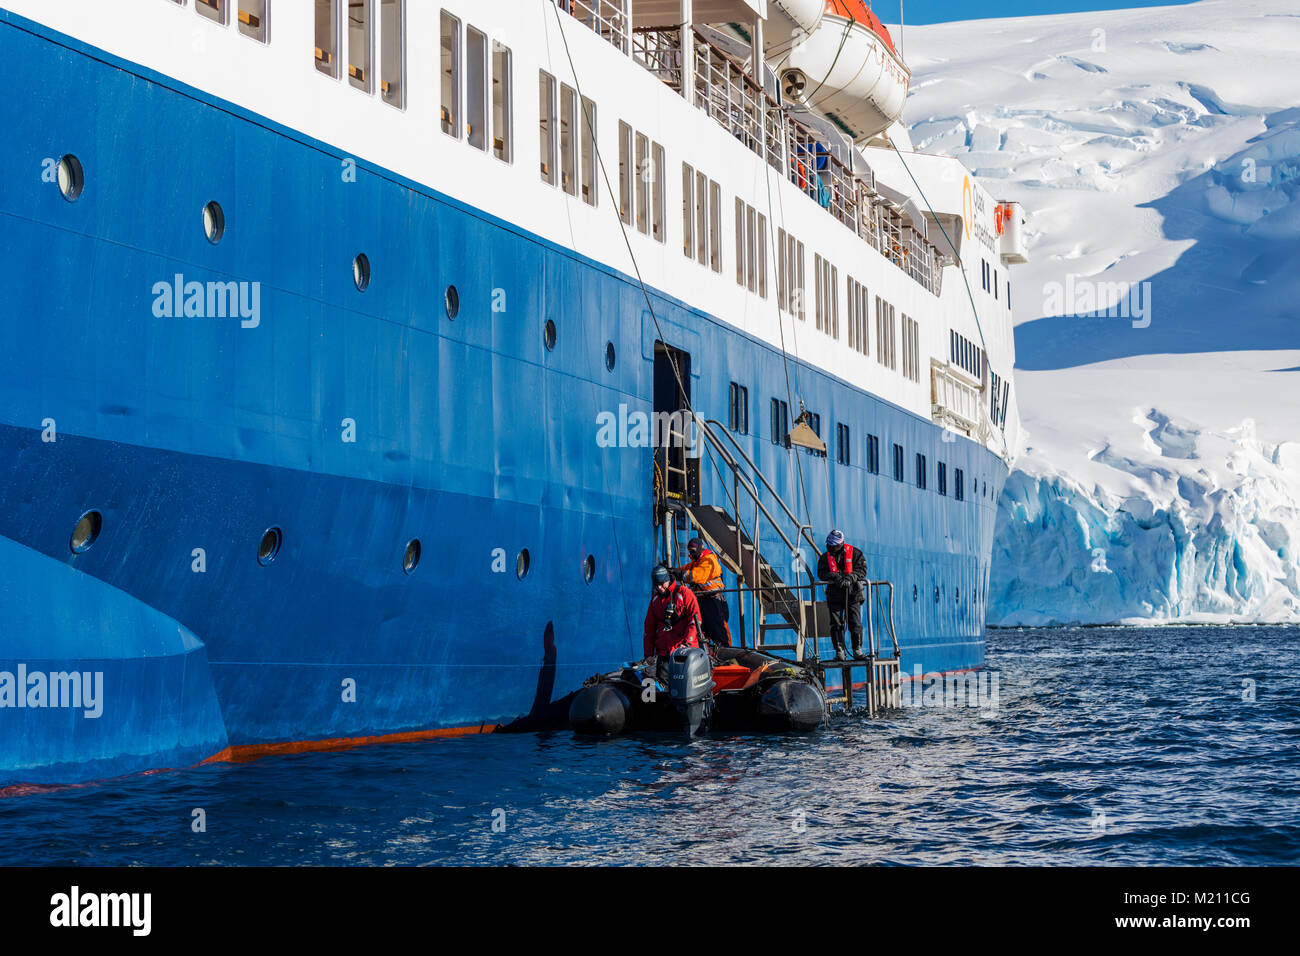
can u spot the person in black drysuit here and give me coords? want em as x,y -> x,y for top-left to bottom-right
816,529 -> 868,661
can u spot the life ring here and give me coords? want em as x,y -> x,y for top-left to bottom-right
995,204 -> 1008,236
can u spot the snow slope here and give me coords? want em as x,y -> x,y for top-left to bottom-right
901,0 -> 1300,624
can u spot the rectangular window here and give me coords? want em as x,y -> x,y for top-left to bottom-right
893,443 -> 904,482
491,43 -> 513,161
777,228 -> 788,311
578,96 -> 596,202
938,462 -> 948,496
1007,281 -> 1012,310
439,13 -> 460,136
814,255 -> 824,332
876,297 -> 896,370
316,0 -> 340,78
466,27 -> 488,150
696,171 -> 708,265
729,383 -> 749,435
379,1 -> 404,107
916,453 -> 927,490
559,83 -> 577,195
770,399 -> 789,446
709,180 -> 722,273
682,164 -> 694,258
347,0 -> 372,93
635,132 -> 649,234
651,143 -> 665,242
757,212 -> 767,298
836,423 -> 851,466
618,123 -> 633,224
834,266 -> 841,338
994,269 -> 999,300
538,71 -> 556,185
795,240 -> 806,320
805,412 -> 824,458
901,314 -> 920,382
867,434 -> 880,475
239,1 -> 268,42
955,468 -> 966,501
735,199 -> 746,287
746,206 -> 757,294
197,0 -> 228,26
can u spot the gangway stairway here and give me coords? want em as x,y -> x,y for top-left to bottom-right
657,417 -> 902,717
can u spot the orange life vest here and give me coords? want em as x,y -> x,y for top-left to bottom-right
825,544 -> 854,574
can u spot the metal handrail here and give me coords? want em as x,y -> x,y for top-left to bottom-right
700,419 -> 821,560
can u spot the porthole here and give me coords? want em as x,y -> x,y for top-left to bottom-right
543,319 -> 557,351
605,341 -> 616,371
403,538 -> 422,575
203,201 -> 225,244
445,285 -> 460,320
57,155 -> 85,202
69,510 -> 102,554
258,526 -> 282,566
583,554 -> 595,584
516,548 -> 530,580
353,253 -> 371,292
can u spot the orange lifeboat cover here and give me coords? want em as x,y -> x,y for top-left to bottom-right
825,0 -> 898,55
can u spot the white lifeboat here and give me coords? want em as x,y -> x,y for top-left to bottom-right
777,0 -> 910,144
764,0 -> 827,52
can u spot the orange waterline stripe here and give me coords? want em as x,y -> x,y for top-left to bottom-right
201,722 -> 500,765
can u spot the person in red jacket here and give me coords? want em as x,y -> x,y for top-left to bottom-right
643,563 -> 701,681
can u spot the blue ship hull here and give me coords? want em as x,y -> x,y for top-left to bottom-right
0,12 -> 1006,787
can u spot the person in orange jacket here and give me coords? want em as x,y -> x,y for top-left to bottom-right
644,564 -> 701,682
676,538 -> 731,647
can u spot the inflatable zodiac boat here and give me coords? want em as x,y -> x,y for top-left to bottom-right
569,645 -> 827,738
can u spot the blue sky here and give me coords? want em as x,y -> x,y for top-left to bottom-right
871,0 -> 1194,25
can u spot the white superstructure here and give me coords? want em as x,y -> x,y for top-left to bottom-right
10,0 -> 1023,461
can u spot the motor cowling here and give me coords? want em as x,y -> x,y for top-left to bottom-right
668,645 -> 713,737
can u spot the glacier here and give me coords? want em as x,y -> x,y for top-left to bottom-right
901,0 -> 1300,624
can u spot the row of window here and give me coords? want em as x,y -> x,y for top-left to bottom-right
813,255 -> 839,339
441,13 -> 512,160
776,228 -> 807,321
683,165 -> 723,273
67,507 -> 600,583
317,1 -> 407,108
990,370 -> 1011,428
171,0 -> 269,43
728,385 -> 975,501
981,257 -> 1011,310
734,200 -> 769,297
950,330 -> 984,379
620,125 -> 665,240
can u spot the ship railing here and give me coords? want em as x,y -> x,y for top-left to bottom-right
631,25 -> 682,89
557,0 -> 630,54
582,7 -> 948,296
786,115 -> 859,232
689,29 -> 785,171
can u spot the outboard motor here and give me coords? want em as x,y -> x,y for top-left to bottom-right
668,645 -> 714,737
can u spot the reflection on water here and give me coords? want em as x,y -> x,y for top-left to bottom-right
2,626 -> 1298,865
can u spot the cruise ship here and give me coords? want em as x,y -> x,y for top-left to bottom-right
0,0 -> 1025,787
